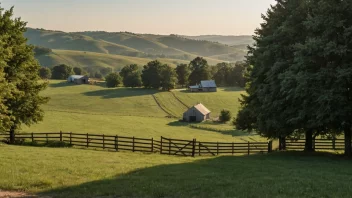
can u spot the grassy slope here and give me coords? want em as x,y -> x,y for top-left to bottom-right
37,49 -> 222,69
1,145 -> 352,198
22,81 -> 260,142
172,87 -> 244,118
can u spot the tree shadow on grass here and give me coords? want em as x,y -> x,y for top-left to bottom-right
82,88 -> 160,99
38,151 -> 351,198
49,81 -> 75,88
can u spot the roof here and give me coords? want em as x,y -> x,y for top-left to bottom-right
193,103 -> 211,115
189,85 -> 200,89
68,75 -> 85,79
201,80 -> 217,88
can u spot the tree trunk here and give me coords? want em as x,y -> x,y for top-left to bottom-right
279,137 -> 286,150
9,125 -> 16,144
304,129 -> 314,152
344,126 -> 352,157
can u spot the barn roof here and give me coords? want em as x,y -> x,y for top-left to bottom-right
189,85 -> 200,89
193,103 -> 211,115
201,80 -> 217,88
68,75 -> 85,79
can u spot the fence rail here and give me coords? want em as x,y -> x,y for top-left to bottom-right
0,132 -> 271,157
285,138 -> 345,151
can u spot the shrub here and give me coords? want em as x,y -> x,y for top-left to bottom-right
105,72 -> 122,88
219,109 -> 232,123
39,67 -> 52,79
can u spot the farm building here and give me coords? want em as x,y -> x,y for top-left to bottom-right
67,75 -> 89,84
189,80 -> 217,92
183,103 -> 211,122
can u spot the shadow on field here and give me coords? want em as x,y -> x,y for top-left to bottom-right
83,88 -> 159,99
222,87 -> 245,92
49,81 -> 74,88
38,151 -> 352,198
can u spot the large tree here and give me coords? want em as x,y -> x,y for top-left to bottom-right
161,65 -> 177,91
175,64 -> 190,87
141,60 -> 164,89
52,64 -> 74,79
0,6 -> 49,142
105,72 -> 122,88
188,57 -> 210,85
120,64 -> 142,88
212,62 -> 232,86
39,67 -> 52,79
235,0 -> 311,148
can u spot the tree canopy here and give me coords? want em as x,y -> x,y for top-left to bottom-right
0,6 -> 49,142
175,64 -> 190,87
235,0 -> 352,155
39,67 -> 52,79
105,72 -> 122,88
52,64 -> 74,79
120,64 -> 142,88
188,57 -> 210,85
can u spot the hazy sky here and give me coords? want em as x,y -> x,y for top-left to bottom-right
1,0 -> 275,35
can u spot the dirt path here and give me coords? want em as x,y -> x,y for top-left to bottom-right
170,91 -> 190,108
151,94 -> 177,118
0,191 -> 35,198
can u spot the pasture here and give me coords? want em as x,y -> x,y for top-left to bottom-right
21,80 -> 262,142
1,144 -> 352,197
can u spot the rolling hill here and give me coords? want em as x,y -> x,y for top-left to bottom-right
25,28 -> 251,67
182,35 -> 254,46
36,49 -> 223,69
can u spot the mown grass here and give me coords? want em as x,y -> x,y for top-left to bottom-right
1,144 -> 352,198
21,80 -> 264,142
172,87 -> 245,118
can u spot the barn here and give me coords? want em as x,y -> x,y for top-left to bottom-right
188,80 -> 217,92
67,75 -> 89,84
183,103 -> 211,122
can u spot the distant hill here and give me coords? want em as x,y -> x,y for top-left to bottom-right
36,49 -> 223,70
181,35 -> 254,46
25,28 -> 250,67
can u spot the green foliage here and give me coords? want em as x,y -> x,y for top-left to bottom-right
39,67 -> 52,79
105,72 -> 122,88
160,65 -> 177,91
188,57 -> 210,85
219,109 -> 232,123
33,46 -> 52,56
52,64 -> 74,79
175,64 -> 190,87
120,64 -> 142,88
141,60 -> 164,89
0,6 -> 49,135
94,72 -> 103,79
73,67 -> 85,75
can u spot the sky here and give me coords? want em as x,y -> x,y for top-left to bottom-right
1,0 -> 275,36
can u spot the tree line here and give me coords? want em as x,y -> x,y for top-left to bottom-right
39,57 -> 247,90
234,0 -> 352,156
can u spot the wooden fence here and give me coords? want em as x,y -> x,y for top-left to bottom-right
285,138 -> 345,151
0,132 -> 272,157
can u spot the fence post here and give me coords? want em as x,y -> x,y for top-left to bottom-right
192,139 -> 196,157
46,133 -> 48,144
168,138 -> 171,155
151,138 -> 154,153
70,132 -> 72,145
198,142 -> 201,156
217,142 -> 219,155
60,131 -> 62,142
160,136 -> 163,154
103,134 -> 105,149
232,142 -> 234,155
247,141 -> 250,155
31,132 -> 34,142
115,135 -> 118,151
86,133 -> 89,148
268,140 -> 273,153
132,136 -> 135,152
332,138 -> 336,150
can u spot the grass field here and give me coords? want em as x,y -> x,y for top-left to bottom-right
1,144 -> 352,198
20,80 -> 264,143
